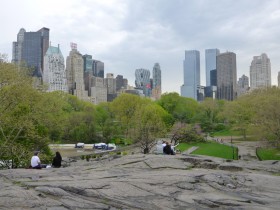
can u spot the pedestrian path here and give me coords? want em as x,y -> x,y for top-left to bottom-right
182,146 -> 199,155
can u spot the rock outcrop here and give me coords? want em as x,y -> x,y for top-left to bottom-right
0,154 -> 280,209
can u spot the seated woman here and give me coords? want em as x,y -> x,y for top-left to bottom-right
163,142 -> 175,155
52,151 -> 62,168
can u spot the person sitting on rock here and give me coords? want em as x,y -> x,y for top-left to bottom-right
163,142 -> 175,155
31,151 -> 42,169
52,151 -> 62,168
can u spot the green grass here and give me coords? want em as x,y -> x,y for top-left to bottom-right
211,129 -> 241,137
177,141 -> 238,160
256,148 -> 280,160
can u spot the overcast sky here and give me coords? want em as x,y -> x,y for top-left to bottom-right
1,0 -> 280,93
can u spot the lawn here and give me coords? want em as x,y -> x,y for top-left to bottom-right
177,141 -> 238,160
211,129 -> 241,137
256,148 -> 280,160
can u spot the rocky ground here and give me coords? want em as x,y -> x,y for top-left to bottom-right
1,153 -> 280,210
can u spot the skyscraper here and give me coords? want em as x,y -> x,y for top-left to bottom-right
12,27 -> 49,77
216,52 -> 237,101
43,45 -> 67,92
135,68 -> 151,97
237,75 -> 249,97
93,60 -> 104,78
181,50 -> 200,100
205,49 -> 220,87
152,63 -> 162,100
250,53 -> 271,90
105,73 -> 117,101
66,44 -> 88,101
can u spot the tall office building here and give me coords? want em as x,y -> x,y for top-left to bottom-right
12,28 -> 25,64
83,54 -> 93,74
181,50 -> 200,100
135,68 -> 151,97
66,44 -> 88,101
237,75 -> 249,97
43,45 -> 67,92
152,63 -> 162,100
93,60 -> 104,78
216,52 -> 237,101
116,75 -> 128,91
89,76 -> 107,105
250,53 -> 271,90
205,49 -> 220,86
105,73 -> 117,101
12,27 -> 49,76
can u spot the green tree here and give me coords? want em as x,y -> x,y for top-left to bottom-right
133,103 -> 170,154
158,92 -> 199,123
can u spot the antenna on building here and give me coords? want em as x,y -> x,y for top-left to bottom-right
70,42 -> 77,50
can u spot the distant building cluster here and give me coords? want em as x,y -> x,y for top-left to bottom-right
11,27 -> 162,104
181,48 -> 274,101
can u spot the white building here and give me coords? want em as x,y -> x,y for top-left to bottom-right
250,53 -> 271,90
43,45 -> 67,92
66,45 -> 88,101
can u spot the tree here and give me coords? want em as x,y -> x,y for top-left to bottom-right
249,88 -> 280,147
0,63 -> 53,168
158,92 -> 199,123
195,98 -> 225,133
133,103 -> 170,154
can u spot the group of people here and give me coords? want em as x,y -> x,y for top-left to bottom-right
30,151 -> 62,169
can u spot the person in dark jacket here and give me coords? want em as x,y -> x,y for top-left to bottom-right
163,142 -> 175,155
52,151 -> 62,168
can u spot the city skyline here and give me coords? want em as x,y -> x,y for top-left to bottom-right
1,0 -> 280,93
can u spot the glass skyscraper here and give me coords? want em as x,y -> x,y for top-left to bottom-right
205,49 -> 220,86
181,50 -> 200,100
12,27 -> 49,77
217,52 -> 237,101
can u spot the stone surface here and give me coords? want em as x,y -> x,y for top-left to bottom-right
0,154 -> 280,209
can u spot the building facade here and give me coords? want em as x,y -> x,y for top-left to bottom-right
216,52 -> 237,101
43,45 -> 67,92
66,46 -> 88,101
93,60 -> 104,78
105,73 -> 117,101
135,68 -> 151,97
90,76 -> 107,105
205,49 -> 220,87
152,63 -> 162,100
250,53 -> 271,90
181,50 -> 200,100
12,27 -> 49,77
237,74 -> 249,97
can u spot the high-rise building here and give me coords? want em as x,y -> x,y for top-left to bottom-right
83,54 -> 93,74
250,53 -> 271,90
116,75 -> 128,92
105,73 -> 117,101
12,28 -> 25,64
89,76 -> 107,105
66,44 -> 88,101
152,63 -> 162,100
216,52 -> 237,101
93,60 -> 104,78
12,27 -> 49,77
205,49 -> 220,86
181,50 -> 200,100
43,45 -> 67,92
135,68 -> 151,97
237,75 -> 249,97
